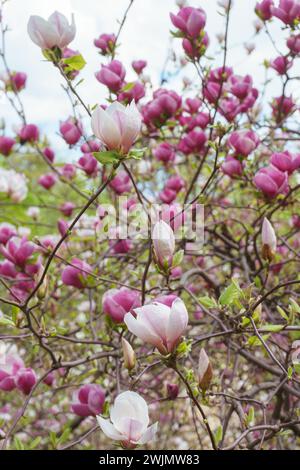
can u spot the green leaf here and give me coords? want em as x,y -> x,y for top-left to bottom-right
277,306 -> 289,322
127,147 -> 146,160
29,436 -> 41,450
93,151 -> 120,165
0,316 -> 15,326
289,298 -> 300,315
198,296 -> 217,309
214,425 -> 223,446
219,281 -> 242,306
248,334 -> 270,347
246,406 -> 255,426
288,366 -> 293,380
121,82 -> 135,92
261,324 -> 285,333
14,436 -> 25,450
62,54 -> 86,71
172,249 -> 184,267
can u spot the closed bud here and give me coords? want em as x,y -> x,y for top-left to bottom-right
121,337 -> 136,371
166,383 -> 179,399
198,348 -> 213,391
262,217 -> 276,261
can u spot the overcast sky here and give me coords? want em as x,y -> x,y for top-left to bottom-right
1,0 -> 297,156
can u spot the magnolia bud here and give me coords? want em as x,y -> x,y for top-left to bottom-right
166,383 -> 179,399
121,337 -> 136,371
262,217 -> 276,261
198,348 -> 213,391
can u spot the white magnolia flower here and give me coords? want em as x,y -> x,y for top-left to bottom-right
97,391 -> 158,447
91,101 -> 142,155
27,11 -> 76,50
124,298 -> 188,355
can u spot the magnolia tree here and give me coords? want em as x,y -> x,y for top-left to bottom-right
0,0 -> 300,451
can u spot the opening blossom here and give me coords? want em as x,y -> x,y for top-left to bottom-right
91,101 -> 142,155
97,391 -> 158,448
27,11 -> 76,50
124,298 -> 189,355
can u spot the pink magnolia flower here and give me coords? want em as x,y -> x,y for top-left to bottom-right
94,33 -> 116,55
155,294 -> 179,307
27,11 -> 76,49
0,136 -> 15,156
132,60 -> 147,74
117,81 -> 145,104
160,204 -> 185,232
97,391 -> 158,448
254,165 -> 289,198
182,33 -> 209,59
38,173 -> 56,190
287,34 -> 300,54
153,142 -> 175,163
95,60 -> 126,92
124,297 -> 188,355
270,151 -> 300,173
60,118 -> 82,145
271,96 -> 295,121
227,74 -> 253,100
110,238 -> 132,254
102,287 -> 141,323
270,0 -> 300,26
221,156 -> 243,177
255,0 -> 274,20
19,124 -> 39,143
170,6 -> 206,38
228,130 -> 260,156
159,187 -> 177,204
43,371 -> 55,387
43,147 -> 55,163
57,219 -> 69,237
0,236 -> 35,267
185,97 -> 202,114
142,89 -> 181,127
80,140 -> 102,153
91,101 -> 142,155
179,129 -> 207,154
0,224 -> 17,245
60,202 -> 75,217
15,368 -> 37,395
109,171 -> 131,195
61,163 -> 76,180
4,72 -> 27,91
61,258 -> 92,289
71,384 -> 105,417
0,348 -> 24,392
270,56 -> 293,75
78,153 -> 99,176
165,175 -> 185,193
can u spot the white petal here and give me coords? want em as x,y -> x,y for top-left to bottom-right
27,15 -> 58,49
166,298 -> 188,351
91,106 -> 121,149
97,416 -> 124,440
137,422 -> 158,445
110,391 -> 149,432
124,312 -> 163,351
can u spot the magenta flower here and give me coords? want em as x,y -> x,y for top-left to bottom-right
60,117 -> 82,145
0,136 -> 15,156
71,384 -> 105,417
61,258 -> 92,289
254,165 -> 289,198
170,6 -> 206,38
95,60 -> 126,92
102,287 -> 141,323
228,130 -> 260,156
